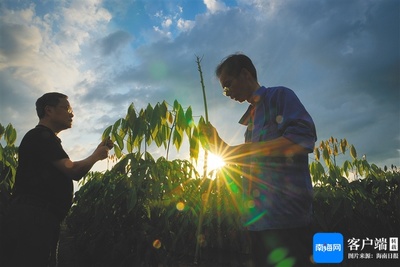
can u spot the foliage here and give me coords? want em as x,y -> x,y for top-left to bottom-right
311,137 -> 400,237
0,123 -> 18,223
66,152 -> 244,266
103,100 -> 202,162
66,104 -> 399,266
1,119 -> 398,266
66,100 -> 244,266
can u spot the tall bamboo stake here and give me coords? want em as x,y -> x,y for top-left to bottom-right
196,55 -> 209,177
194,55 -> 209,265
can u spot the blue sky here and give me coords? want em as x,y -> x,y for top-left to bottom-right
0,0 -> 399,177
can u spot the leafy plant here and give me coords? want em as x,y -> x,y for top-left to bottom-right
102,100 -> 201,162
1,119 -> 398,266
66,153 -> 244,266
65,99 -> 244,266
0,123 -> 18,223
311,137 -> 400,237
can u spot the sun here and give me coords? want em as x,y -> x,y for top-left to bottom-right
196,151 -> 226,177
207,153 -> 226,171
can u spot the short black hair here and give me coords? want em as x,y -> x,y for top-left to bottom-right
215,53 -> 258,80
36,92 -> 68,119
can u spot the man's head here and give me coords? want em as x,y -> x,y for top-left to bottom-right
216,54 -> 257,81
215,54 -> 260,103
36,92 -> 74,133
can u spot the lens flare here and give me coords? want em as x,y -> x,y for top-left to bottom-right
276,257 -> 295,267
246,200 -> 255,209
153,239 -> 162,249
252,189 -> 260,198
176,201 -> 185,211
276,115 -> 284,124
149,61 -> 168,80
268,248 -> 289,264
197,234 -> 207,247
243,210 -> 267,227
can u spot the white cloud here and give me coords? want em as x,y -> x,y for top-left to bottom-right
61,0 -> 111,29
57,0 -> 112,55
162,18 -> 172,28
177,18 -> 195,32
152,26 -> 172,39
0,0 -> 115,160
203,0 -> 227,14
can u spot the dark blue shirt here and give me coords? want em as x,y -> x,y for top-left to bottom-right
239,86 -> 317,230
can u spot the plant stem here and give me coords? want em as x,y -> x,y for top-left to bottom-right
195,55 -> 209,179
194,55 -> 209,265
196,55 -> 209,123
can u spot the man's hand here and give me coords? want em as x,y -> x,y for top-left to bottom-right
93,138 -> 113,161
198,121 -> 224,153
102,137 -> 114,150
53,138 -> 114,180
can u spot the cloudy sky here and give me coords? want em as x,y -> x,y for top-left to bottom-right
0,0 -> 399,176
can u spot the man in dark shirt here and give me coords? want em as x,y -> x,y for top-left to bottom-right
0,92 -> 113,266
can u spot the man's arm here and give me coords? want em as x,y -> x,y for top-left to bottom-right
200,122 -> 311,164
222,137 -> 310,163
53,140 -> 112,181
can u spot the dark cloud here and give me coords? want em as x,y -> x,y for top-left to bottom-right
98,30 -> 133,56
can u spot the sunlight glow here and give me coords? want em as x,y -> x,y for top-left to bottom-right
207,153 -> 226,171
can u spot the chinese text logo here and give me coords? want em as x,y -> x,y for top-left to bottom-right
313,233 -> 344,263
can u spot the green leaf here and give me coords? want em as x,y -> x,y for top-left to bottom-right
167,111 -> 174,124
145,103 -> 153,122
176,105 -> 186,130
173,128 -> 182,151
126,104 -> 137,128
322,147 -> 330,167
113,131 -> 124,151
127,133 -> 133,153
131,117 -> 142,142
350,145 -> 357,159
102,125 -> 112,141
185,106 -> 194,137
160,101 -> 168,122
342,160 -> 352,177
127,102 -> 135,115
173,99 -> 179,111
328,165 -> 341,183
314,147 -> 320,161
185,106 -> 193,125
151,104 -> 160,127
190,127 -> 199,161
362,160 -> 370,176
113,118 -> 122,132
340,139 -> 347,154
5,124 -> 17,145
119,118 -> 128,133
0,124 -> 5,139
150,104 -> 160,139
333,144 -> 338,156
0,144 -> 3,161
114,144 -> 122,158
